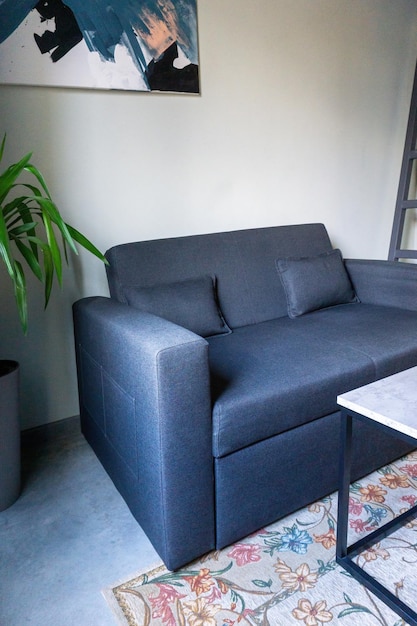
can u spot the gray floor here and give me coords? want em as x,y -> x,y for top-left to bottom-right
0,417 -> 160,625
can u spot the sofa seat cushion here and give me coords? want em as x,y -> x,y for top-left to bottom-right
293,303 -> 417,379
208,303 -> 417,458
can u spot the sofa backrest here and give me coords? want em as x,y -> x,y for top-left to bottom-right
105,223 -> 333,328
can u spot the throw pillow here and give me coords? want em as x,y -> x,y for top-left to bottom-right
124,275 -> 231,337
275,249 -> 358,318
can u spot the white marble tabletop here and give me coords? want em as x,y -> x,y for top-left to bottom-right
337,366 -> 417,441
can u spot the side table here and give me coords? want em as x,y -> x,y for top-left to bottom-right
336,366 -> 417,626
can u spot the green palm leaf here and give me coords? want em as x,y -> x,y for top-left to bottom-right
14,239 -> 43,282
0,154 -> 32,204
0,133 -> 108,333
13,260 -> 28,334
66,224 -> 108,261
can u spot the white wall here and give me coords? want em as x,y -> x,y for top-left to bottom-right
1,0 -> 417,429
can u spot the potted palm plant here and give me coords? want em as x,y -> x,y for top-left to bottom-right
0,133 -> 107,510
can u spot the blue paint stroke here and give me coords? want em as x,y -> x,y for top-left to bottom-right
0,1 -> 38,42
0,0 -> 198,86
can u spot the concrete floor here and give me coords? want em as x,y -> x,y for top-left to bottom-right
0,416 -> 160,625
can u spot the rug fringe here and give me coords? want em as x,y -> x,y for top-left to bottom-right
103,561 -> 164,626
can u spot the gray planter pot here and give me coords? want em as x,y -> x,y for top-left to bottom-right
0,360 -> 20,511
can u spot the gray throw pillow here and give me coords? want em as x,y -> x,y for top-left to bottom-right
276,249 -> 358,318
124,275 -> 231,337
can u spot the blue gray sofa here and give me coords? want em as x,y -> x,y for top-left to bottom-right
73,223 -> 417,570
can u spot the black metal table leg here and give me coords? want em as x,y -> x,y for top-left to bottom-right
336,408 -> 417,626
336,409 -> 352,562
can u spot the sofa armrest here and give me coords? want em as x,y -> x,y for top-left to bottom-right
73,296 -> 215,570
345,259 -> 417,311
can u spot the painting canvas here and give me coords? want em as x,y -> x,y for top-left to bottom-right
0,0 -> 200,93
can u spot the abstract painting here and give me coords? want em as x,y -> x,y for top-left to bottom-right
0,1 -> 199,93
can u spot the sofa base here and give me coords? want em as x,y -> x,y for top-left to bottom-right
81,409 -> 216,570
214,410 -> 414,549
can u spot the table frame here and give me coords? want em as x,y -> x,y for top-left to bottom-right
336,407 -> 417,626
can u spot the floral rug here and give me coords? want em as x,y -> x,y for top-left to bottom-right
105,451 -> 417,626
